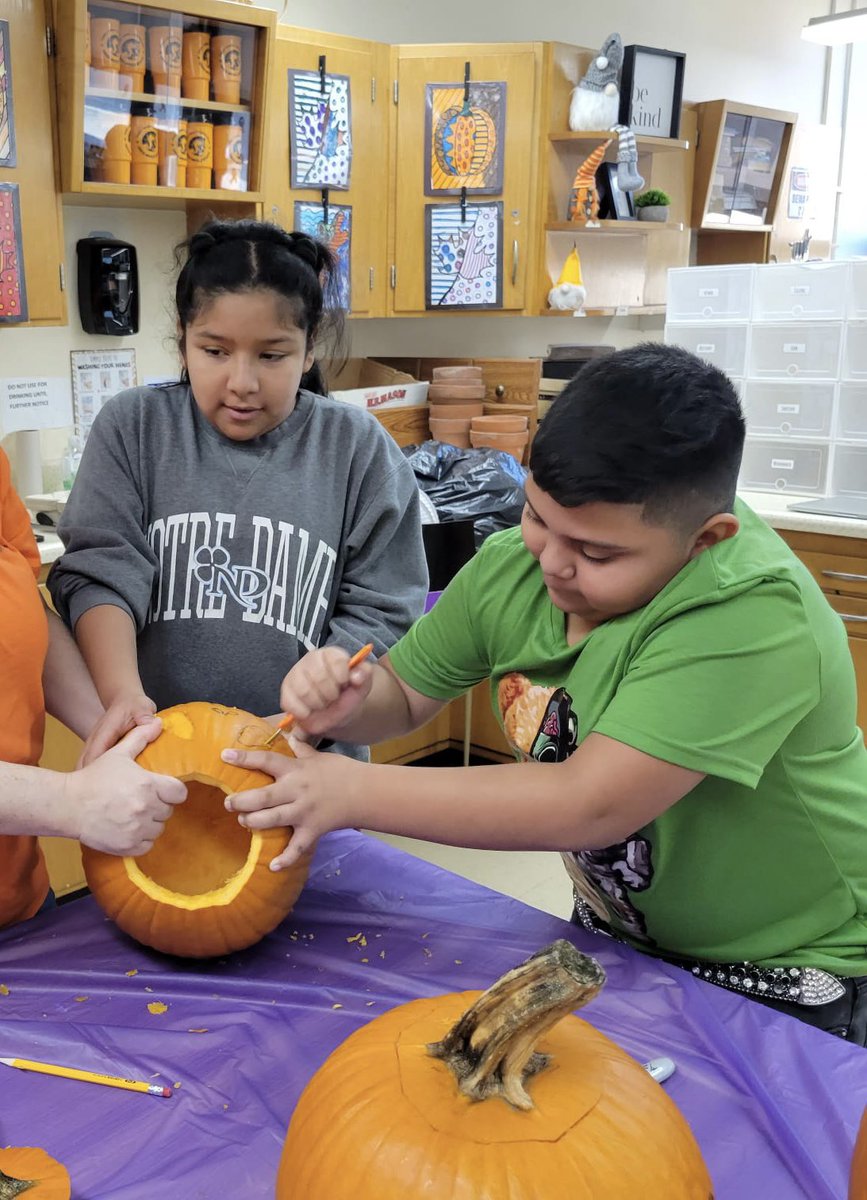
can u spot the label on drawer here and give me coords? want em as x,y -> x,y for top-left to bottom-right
771,458 -> 795,470
777,403 -> 800,414
790,285 -> 811,295
783,343 -> 806,353
696,343 -> 716,353
698,288 -> 719,297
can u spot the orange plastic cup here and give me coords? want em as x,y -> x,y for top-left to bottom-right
157,117 -> 187,187
148,25 -> 182,95
185,116 -> 213,189
130,111 -> 158,185
118,23 -> 146,93
84,16 -> 91,82
101,122 -> 131,184
182,31 -> 211,101
90,16 -> 119,88
211,34 -> 241,104
213,120 -> 243,190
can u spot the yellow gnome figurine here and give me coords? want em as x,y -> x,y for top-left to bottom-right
548,246 -> 586,312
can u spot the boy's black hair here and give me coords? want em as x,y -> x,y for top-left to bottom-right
530,342 -> 746,531
174,218 -> 345,395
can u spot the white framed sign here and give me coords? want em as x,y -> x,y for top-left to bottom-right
70,348 -> 137,441
619,45 -> 686,140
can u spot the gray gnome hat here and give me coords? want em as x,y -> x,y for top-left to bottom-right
579,33 -> 623,93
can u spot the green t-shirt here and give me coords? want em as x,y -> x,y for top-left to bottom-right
390,501 -> 867,974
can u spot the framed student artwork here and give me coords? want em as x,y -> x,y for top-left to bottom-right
0,20 -> 15,168
595,162 -> 636,220
425,201 -> 502,310
0,183 -> 26,323
288,68 -> 352,190
293,200 -> 351,312
424,80 -> 506,195
618,45 -> 685,140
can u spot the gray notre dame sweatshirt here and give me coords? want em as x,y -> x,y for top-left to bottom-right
48,385 -> 428,748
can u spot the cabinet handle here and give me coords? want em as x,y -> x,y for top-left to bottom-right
838,613 -> 867,624
511,239 -> 519,286
822,570 -> 867,583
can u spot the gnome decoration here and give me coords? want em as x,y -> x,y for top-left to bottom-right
567,139 -> 612,225
568,33 -> 644,195
548,246 -> 586,311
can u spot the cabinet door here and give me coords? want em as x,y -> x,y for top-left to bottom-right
1,0 -> 65,324
391,44 -> 540,315
264,27 -> 388,318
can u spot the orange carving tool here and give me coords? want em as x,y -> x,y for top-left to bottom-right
262,643 -> 375,747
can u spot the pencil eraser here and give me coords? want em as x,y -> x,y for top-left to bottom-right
162,1086 -> 173,1097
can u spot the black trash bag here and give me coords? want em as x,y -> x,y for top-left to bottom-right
403,440 -> 527,548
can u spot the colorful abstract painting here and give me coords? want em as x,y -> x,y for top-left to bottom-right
288,69 -> 352,190
0,183 -> 27,323
425,202 -> 502,310
294,201 -> 351,312
425,81 -> 506,195
0,21 -> 16,168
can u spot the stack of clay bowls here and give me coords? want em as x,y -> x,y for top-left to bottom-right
470,412 -> 529,462
428,365 -> 486,449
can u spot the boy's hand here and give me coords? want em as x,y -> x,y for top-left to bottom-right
68,720 -> 187,855
222,742 -> 358,871
79,689 -> 157,766
279,648 -> 373,740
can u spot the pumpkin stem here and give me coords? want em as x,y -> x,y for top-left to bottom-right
427,939 -> 605,1111
0,1169 -> 37,1198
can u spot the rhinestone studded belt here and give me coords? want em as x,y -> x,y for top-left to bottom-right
571,894 -> 847,1008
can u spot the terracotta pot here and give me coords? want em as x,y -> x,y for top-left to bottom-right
471,414 -> 528,433
428,383 -> 487,403
429,402 -> 485,421
429,417 -> 472,449
431,365 -> 483,382
470,430 -> 528,461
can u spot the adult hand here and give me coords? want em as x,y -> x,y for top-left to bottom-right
78,689 -> 157,766
68,719 -> 187,856
278,647 -> 373,741
222,741 -> 357,871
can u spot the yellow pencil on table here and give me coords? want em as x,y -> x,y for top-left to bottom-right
0,1056 -> 173,1098
263,642 -> 376,747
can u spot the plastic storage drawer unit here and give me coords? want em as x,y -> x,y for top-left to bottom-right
666,265 -> 754,323
842,323 -> 867,380
747,323 -> 842,380
837,383 -> 867,441
752,262 -> 848,322
832,444 -> 867,498
664,323 -> 748,378
739,438 -> 830,495
741,381 -> 835,439
849,263 -> 867,321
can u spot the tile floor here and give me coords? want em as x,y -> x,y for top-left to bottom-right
367,833 -> 575,920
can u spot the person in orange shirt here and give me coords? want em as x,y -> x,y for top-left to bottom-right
0,448 -> 186,928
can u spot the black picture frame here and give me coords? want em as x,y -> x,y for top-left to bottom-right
618,45 -> 685,140
595,162 -> 635,220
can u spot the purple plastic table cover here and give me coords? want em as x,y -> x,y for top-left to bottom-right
0,829 -> 866,1199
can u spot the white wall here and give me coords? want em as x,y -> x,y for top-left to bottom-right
0,1 -> 834,480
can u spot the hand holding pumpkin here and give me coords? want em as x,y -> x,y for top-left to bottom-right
66,719 -> 188,856
78,687 -> 158,766
222,740 -> 355,870
278,646 -> 374,740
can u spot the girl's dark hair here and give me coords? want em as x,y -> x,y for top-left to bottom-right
174,218 -> 345,394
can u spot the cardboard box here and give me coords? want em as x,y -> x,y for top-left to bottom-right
326,358 -> 429,411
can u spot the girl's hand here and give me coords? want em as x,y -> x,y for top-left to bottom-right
278,647 -> 373,740
78,690 -> 158,767
222,741 -> 358,871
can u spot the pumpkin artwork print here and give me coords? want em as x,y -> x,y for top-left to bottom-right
277,940 -> 713,1198
426,81 -> 506,195
82,703 -> 311,958
0,1147 -> 70,1198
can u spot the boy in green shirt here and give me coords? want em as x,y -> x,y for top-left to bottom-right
224,343 -> 867,1042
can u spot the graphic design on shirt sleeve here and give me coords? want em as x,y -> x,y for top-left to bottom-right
497,671 -> 654,944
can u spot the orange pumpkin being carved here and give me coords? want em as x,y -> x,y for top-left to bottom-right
0,1147 -> 70,1198
83,703 -> 310,958
277,940 -> 713,1199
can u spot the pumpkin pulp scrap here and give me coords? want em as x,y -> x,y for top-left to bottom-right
0,1149 -> 70,1200
428,939 -> 606,1110
0,1170 -> 36,1199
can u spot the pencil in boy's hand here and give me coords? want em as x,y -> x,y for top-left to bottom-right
262,642 -> 376,748
0,1055 -> 173,1097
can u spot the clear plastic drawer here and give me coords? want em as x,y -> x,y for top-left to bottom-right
741,381 -> 834,439
664,323 -> 748,378
747,323 -> 842,379
666,265 -> 754,322
752,262 -> 848,322
739,438 -> 829,494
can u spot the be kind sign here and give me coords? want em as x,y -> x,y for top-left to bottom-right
619,45 -> 685,140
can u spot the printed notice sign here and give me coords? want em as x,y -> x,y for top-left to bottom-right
70,349 -> 137,440
0,376 -> 73,434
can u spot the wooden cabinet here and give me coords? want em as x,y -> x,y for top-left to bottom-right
389,43 -> 542,315
692,100 -> 796,266
263,25 -> 389,318
536,42 -> 694,318
777,527 -> 867,738
52,0 -> 274,211
0,0 -> 66,325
